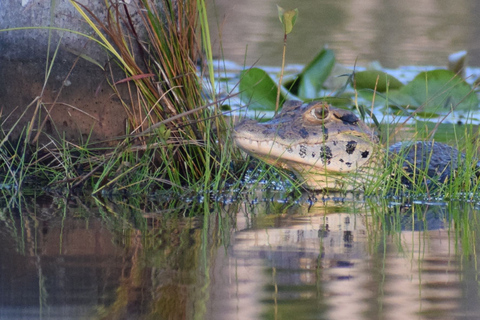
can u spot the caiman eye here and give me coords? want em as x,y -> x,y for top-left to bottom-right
303,102 -> 331,125
311,105 -> 329,120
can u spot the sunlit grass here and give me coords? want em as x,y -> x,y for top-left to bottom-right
69,0 -> 233,193
0,0 -> 246,196
353,81 -> 480,199
1,1 -> 479,201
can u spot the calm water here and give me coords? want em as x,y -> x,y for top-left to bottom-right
208,0 -> 480,68
1,193 -> 480,319
3,1 -> 480,319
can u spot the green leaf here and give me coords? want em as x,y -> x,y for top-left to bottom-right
354,70 -> 403,92
399,69 -> 479,111
239,68 -> 286,110
304,96 -> 352,107
292,48 -> 335,99
415,112 -> 442,119
355,90 -> 408,110
277,5 -> 298,35
357,69 -> 480,112
155,123 -> 171,141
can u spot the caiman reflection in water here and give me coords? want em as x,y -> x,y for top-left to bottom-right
0,193 -> 479,319
207,194 -> 475,320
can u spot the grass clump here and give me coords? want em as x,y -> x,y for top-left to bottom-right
0,0 -> 243,195
70,0 -> 233,194
0,0 -> 245,196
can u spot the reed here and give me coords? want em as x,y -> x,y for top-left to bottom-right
66,0 -> 235,194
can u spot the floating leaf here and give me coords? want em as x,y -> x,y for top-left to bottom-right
304,96 -> 351,107
239,68 -> 286,110
277,5 -> 298,35
415,112 -> 442,119
357,69 -> 479,112
399,69 -> 479,111
286,48 -> 335,99
354,70 -> 403,92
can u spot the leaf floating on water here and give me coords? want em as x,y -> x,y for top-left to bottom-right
354,70 -> 403,92
239,68 -> 286,111
304,97 -> 352,107
357,69 -> 479,112
414,111 -> 442,119
448,50 -> 468,77
284,48 -> 335,99
299,48 -> 335,99
399,69 -> 479,111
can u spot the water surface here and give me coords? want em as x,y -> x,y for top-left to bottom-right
209,0 -> 480,68
4,1 -> 480,319
1,193 -> 479,319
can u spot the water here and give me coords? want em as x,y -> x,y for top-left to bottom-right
209,0 -> 480,68
210,0 -> 480,126
1,193 -> 480,319
3,1 -> 480,319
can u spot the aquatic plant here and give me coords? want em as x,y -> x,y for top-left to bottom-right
275,5 -> 298,113
237,42 -> 480,196
0,0 -> 245,195
63,0 -> 238,194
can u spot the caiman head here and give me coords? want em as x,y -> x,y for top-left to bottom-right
233,100 -> 380,190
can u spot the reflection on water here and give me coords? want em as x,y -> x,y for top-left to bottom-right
1,193 -> 480,319
208,0 -> 480,67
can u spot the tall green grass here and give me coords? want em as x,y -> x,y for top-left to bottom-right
2,0 -> 479,199
363,120 -> 480,198
0,0 -> 244,195
20,0 -> 240,195
70,0 -> 219,190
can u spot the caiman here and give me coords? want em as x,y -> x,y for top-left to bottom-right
233,100 -> 470,190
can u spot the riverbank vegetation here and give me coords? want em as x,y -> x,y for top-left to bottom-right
1,0 -> 247,196
1,1 -> 479,199
67,0 -> 241,195
239,47 -> 480,197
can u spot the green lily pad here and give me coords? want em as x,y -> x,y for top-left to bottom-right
239,68 -> 286,110
304,96 -> 352,107
399,69 -> 479,111
354,70 -> 403,92
414,111 -> 442,119
356,89 -> 413,111
285,48 -> 335,99
358,69 -> 479,113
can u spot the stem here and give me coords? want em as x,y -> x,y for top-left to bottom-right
197,0 -> 215,90
275,32 -> 287,114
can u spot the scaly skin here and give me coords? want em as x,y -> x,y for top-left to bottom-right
234,100 -> 466,190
